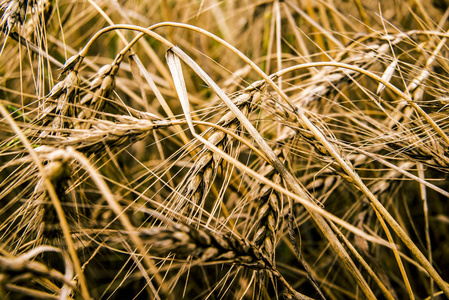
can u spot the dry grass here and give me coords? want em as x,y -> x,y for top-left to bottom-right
1,0 -> 449,299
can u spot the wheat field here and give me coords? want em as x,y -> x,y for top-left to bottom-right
1,0 -> 449,299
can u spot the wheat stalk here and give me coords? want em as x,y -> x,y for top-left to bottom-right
168,88 -> 262,217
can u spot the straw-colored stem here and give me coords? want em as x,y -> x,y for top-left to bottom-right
0,103 -> 91,300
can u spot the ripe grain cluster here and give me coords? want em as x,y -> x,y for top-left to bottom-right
1,0 -> 449,299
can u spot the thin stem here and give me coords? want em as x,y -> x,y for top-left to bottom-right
0,104 -> 91,300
